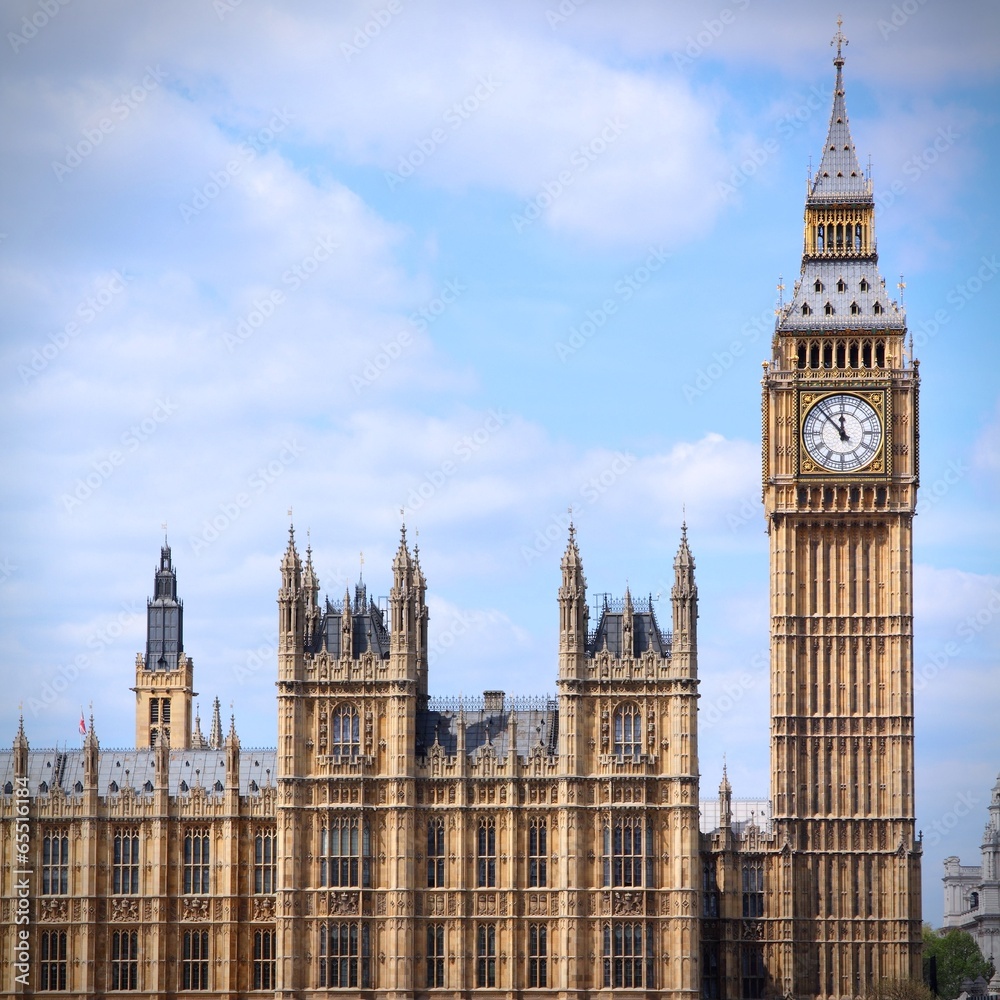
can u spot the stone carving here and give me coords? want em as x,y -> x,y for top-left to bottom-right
40,898 -> 69,920
110,898 -> 139,922
613,891 -> 643,915
329,892 -> 359,915
252,896 -> 276,920
183,898 -> 210,921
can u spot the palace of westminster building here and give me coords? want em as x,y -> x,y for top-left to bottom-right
1,34 -> 925,1000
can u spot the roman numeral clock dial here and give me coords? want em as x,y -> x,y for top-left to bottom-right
802,392 -> 883,473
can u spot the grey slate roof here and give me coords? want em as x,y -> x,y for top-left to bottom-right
778,261 -> 904,332
313,581 -> 391,659
416,695 -> 559,759
0,748 -> 277,797
587,595 -> 670,658
810,53 -> 870,202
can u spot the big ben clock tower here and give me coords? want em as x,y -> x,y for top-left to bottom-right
762,25 -> 923,997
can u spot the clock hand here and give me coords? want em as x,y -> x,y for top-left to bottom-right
816,403 -> 846,439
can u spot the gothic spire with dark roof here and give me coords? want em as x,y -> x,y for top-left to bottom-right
809,18 -> 868,202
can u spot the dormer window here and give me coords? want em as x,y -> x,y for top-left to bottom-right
860,278 -> 869,291
873,302 -> 883,315
824,302 -> 834,316
837,278 -> 846,292
814,279 -> 824,293
850,302 -> 860,315
801,304 -> 812,316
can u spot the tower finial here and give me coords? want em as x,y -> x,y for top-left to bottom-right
832,15 -> 847,62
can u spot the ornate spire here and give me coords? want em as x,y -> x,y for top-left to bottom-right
281,523 -> 301,581
14,710 -> 28,748
810,19 -> 868,201
84,712 -> 98,748
209,696 -> 223,749
146,536 -> 184,671
191,704 -> 207,749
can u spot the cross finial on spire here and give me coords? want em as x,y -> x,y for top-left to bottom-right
832,15 -> 848,62
897,274 -> 906,305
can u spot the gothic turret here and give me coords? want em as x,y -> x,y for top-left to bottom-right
209,696 -> 223,750
303,541 -> 320,649
133,537 -> 195,748
671,522 -> 698,679
13,712 -> 28,779
277,525 -> 305,682
83,714 -> 99,788
557,523 -> 587,681
226,714 -> 240,791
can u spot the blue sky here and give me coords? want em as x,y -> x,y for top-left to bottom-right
1,0 -> 998,927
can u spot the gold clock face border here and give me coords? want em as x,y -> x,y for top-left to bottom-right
797,388 -> 889,477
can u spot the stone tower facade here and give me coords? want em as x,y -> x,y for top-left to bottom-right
132,541 -> 195,749
759,26 -> 923,997
268,522 -> 701,997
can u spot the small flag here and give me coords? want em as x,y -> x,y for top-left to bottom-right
79,711 -> 86,736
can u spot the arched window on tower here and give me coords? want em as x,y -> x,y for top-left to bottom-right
330,703 -> 360,758
613,703 -> 642,757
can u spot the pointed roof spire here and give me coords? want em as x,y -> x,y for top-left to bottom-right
14,710 -> 28,749
227,710 -> 239,746
561,515 -> 583,571
209,696 -> 223,749
84,712 -> 98,748
191,704 -> 207,749
675,520 -> 695,570
393,518 -> 413,574
810,18 -> 869,201
720,759 -> 732,796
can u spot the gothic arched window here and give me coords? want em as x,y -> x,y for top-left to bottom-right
331,703 -> 360,758
613,703 -> 642,757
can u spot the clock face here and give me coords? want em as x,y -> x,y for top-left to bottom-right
802,394 -> 882,472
